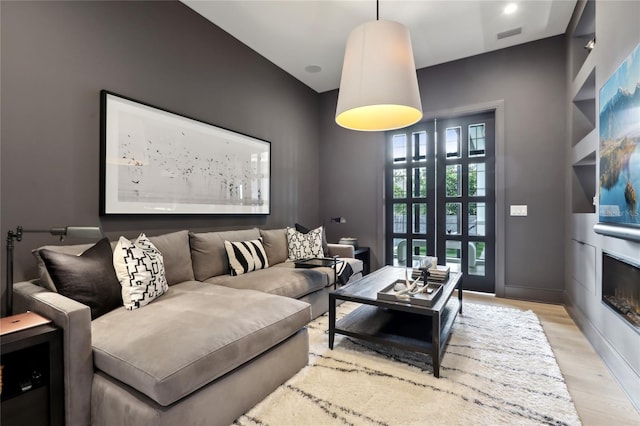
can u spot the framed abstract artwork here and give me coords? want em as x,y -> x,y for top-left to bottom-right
595,42 -> 640,241
100,91 -> 270,215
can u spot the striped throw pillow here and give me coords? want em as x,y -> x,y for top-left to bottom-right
224,239 -> 269,276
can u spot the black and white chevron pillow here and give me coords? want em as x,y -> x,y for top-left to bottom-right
224,239 -> 269,276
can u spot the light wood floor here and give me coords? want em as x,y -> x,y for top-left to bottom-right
464,291 -> 639,425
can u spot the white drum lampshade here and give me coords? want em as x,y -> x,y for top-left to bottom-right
335,20 -> 423,132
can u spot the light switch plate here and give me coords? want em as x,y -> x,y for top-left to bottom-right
510,205 -> 528,216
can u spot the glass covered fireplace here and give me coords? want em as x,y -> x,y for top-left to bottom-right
602,252 -> 640,330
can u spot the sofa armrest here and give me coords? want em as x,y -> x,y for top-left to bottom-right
327,243 -> 355,258
14,281 -> 93,426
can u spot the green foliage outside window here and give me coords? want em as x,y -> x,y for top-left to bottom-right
393,165 -> 479,225
445,166 -> 478,215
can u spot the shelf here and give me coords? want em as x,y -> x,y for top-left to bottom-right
334,298 -> 461,354
571,68 -> 596,146
574,150 -> 596,166
572,163 -> 597,214
570,0 -> 596,80
572,128 -> 597,165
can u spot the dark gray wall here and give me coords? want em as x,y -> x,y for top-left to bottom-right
0,0 -> 320,312
320,36 -> 567,302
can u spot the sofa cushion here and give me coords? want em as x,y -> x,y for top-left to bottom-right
113,234 -> 169,310
38,238 -> 122,319
204,266 -> 328,299
295,223 -> 329,257
33,230 -> 195,290
34,242 -> 96,292
286,226 -> 324,260
259,228 -> 288,265
91,281 -> 311,406
148,230 -> 194,285
190,228 -> 261,280
224,239 -> 269,275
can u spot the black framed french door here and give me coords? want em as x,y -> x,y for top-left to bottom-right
386,111 -> 496,293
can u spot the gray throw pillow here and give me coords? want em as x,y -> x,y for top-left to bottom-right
39,237 -> 122,319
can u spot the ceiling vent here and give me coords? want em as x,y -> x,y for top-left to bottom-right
497,27 -> 523,40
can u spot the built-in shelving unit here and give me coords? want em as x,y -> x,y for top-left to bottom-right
565,1 -> 640,412
570,0 -> 596,214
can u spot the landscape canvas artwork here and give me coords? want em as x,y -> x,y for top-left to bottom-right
599,42 -> 640,228
101,91 -> 270,215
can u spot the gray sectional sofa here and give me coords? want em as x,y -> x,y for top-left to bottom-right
13,227 -> 363,426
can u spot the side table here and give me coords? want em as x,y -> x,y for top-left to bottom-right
1,322 -> 64,426
294,257 -> 345,289
353,247 -> 370,275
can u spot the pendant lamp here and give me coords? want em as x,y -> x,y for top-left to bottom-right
335,2 -> 422,132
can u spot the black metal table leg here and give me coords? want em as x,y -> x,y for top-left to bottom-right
432,313 -> 441,377
329,294 -> 336,349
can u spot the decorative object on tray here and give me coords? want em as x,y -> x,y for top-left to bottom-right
377,275 -> 443,307
427,265 -> 450,284
419,256 -> 438,270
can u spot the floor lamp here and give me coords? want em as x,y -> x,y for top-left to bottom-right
5,225 -> 104,316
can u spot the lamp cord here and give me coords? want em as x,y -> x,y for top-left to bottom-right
376,0 -> 379,20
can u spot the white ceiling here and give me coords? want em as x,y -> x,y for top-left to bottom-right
182,0 -> 577,93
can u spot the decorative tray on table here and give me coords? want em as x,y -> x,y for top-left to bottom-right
377,279 -> 443,307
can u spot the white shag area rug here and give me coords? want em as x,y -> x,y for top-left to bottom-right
234,302 -> 581,426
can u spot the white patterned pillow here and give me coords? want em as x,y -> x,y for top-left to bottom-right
113,234 -> 168,310
286,226 -> 324,260
224,239 -> 269,276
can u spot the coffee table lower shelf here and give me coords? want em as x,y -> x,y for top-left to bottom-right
331,297 -> 460,376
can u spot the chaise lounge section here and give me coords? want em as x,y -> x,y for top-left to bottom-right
13,227 -> 363,425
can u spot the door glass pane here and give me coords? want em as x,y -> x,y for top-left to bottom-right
445,127 -> 461,158
413,203 -> 427,234
393,134 -> 407,163
445,202 -> 462,235
446,164 -> 462,197
469,123 -> 486,157
469,242 -> 486,276
393,203 -> 407,233
393,238 -> 408,266
445,240 -> 462,273
412,131 -> 427,161
469,202 -> 486,236
469,163 -> 486,196
393,169 -> 407,198
412,239 -> 427,268
412,167 -> 427,197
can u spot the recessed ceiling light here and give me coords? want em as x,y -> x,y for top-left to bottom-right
305,65 -> 322,73
504,3 -> 518,14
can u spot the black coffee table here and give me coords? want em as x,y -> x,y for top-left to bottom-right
329,266 -> 463,377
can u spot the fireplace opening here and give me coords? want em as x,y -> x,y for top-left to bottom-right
602,252 -> 640,330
